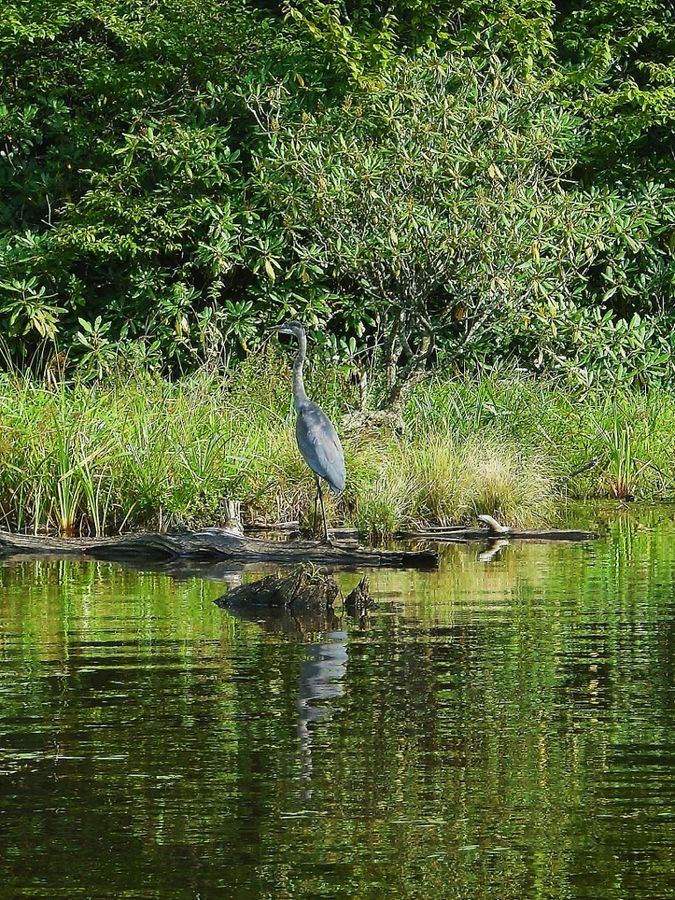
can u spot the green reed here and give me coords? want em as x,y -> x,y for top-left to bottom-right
0,357 -> 673,537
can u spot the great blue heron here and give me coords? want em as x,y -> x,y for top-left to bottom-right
274,321 -> 346,540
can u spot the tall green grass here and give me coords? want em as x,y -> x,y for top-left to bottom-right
407,372 -> 675,503
0,355 -> 673,537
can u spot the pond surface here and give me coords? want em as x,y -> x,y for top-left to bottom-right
0,505 -> 673,899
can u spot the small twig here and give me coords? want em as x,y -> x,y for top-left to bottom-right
556,457 -> 599,487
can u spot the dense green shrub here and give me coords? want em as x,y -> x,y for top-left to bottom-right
0,1 -> 673,391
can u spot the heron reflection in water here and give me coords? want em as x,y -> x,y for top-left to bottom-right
295,631 -> 347,789
219,597 -> 347,795
273,321 -> 346,541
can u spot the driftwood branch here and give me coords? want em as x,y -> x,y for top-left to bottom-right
477,514 -> 512,534
246,518 -> 600,543
395,516 -> 599,542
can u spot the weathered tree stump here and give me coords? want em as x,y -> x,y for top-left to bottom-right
217,566 -> 339,615
215,567 -> 375,632
344,576 -> 374,617
215,566 -> 346,635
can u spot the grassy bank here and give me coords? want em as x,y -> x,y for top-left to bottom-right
0,355 -> 673,537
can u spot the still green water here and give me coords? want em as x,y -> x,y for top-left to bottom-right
0,506 -> 673,899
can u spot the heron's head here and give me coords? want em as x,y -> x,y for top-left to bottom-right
273,320 -> 306,341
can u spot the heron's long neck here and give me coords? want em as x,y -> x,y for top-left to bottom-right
293,334 -> 309,409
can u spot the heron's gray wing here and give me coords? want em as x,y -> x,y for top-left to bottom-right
296,403 -> 346,493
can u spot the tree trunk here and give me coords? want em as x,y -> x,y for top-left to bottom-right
378,332 -> 432,412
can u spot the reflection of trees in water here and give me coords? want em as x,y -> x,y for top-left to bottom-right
1,539 -> 673,898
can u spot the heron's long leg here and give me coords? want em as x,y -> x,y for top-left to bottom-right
313,477 -> 320,538
317,479 -> 329,543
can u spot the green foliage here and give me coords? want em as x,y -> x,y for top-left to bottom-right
253,52 -> 674,403
0,0 -> 333,366
0,0 -> 673,390
555,0 -> 675,179
286,1 -> 557,69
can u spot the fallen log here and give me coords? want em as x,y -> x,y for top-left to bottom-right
395,528 -> 599,542
248,515 -> 600,543
247,523 -> 599,543
246,522 -> 359,541
0,527 -> 437,569
245,520 -> 300,532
